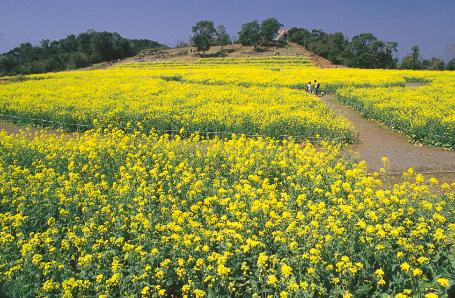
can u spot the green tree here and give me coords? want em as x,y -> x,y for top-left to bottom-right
191,20 -> 216,56
348,33 -> 398,68
422,57 -> 445,70
238,21 -> 261,51
446,58 -> 455,70
260,18 -> 282,45
215,25 -> 230,52
0,30 -> 165,76
324,32 -> 349,64
401,46 -> 422,69
288,27 -> 396,68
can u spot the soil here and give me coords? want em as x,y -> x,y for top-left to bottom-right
0,121 -> 68,138
287,42 -> 346,68
119,43 -> 345,66
320,94 -> 455,183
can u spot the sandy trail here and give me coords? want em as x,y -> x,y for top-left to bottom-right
320,94 -> 455,182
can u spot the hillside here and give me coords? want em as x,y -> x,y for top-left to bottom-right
120,42 -> 345,68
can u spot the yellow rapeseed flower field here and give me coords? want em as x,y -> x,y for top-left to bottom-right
337,72 -> 455,148
0,57 -> 454,297
0,129 -> 453,297
0,67 -> 354,141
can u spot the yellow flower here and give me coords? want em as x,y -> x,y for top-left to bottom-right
267,275 -> 278,286
194,289 -> 206,298
158,289 -> 166,296
417,256 -> 429,264
257,253 -> 268,267
281,264 -> 292,278
141,286 -> 150,296
42,279 -> 59,291
412,268 -> 422,277
374,268 -> 384,277
436,277 -> 449,287
95,274 -> 104,282
400,262 -> 410,272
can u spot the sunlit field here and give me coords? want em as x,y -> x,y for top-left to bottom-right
0,57 -> 454,297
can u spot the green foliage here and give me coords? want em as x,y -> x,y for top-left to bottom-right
402,46 -> 449,71
215,25 -> 231,52
400,46 -> 423,70
422,57 -> 445,70
160,75 -> 183,82
0,31 -> 165,76
191,21 -> 217,55
260,18 -> 283,45
288,27 -> 398,68
446,58 -> 455,70
349,34 -> 398,69
238,21 -> 261,51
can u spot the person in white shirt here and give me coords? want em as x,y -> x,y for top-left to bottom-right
307,81 -> 312,93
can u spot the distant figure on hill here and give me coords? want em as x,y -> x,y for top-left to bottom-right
307,81 -> 312,93
314,80 -> 320,95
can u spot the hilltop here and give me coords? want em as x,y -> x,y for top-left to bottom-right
119,42 -> 344,68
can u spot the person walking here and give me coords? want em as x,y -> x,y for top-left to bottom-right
314,80 -> 320,95
307,81 -> 312,93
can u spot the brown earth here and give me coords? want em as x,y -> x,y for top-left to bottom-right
0,121 -> 69,138
120,42 -> 343,67
76,42 -> 344,70
320,94 -> 455,183
287,42 -> 346,68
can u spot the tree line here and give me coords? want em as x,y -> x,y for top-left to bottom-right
2,22 -> 454,75
190,18 -> 455,70
191,18 -> 283,55
0,30 -> 166,76
288,27 -> 455,70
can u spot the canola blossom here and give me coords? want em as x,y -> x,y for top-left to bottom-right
0,69 -> 354,142
337,75 -> 455,148
0,129 -> 454,297
113,62 -> 407,91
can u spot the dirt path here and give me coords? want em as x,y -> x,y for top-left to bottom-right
320,94 -> 455,182
288,42 -> 347,68
0,121 -> 68,138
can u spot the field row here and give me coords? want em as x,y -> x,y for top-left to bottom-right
112,64 -> 408,91
0,70 -> 354,141
337,77 -> 455,148
194,56 -> 312,65
0,129 -> 453,297
1,60 -> 455,148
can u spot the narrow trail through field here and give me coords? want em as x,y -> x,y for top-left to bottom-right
320,94 -> 455,182
0,121 -> 68,138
